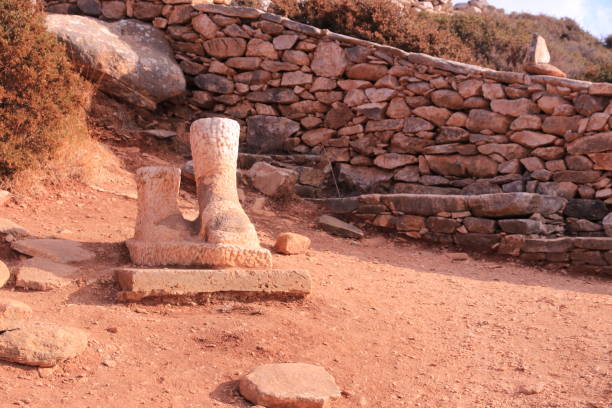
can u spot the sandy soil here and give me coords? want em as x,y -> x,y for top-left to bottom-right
0,137 -> 610,408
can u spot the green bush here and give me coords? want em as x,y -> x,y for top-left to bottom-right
270,0 -> 612,82
0,0 -> 87,179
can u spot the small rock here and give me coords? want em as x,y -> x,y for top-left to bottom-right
102,359 -> 117,367
448,252 -> 469,261
524,34 -> 550,65
141,129 -> 176,139
251,197 -> 275,217
318,215 -> 364,240
0,190 -> 11,206
0,321 -> 88,367
248,162 -> 298,197
518,382 -> 545,395
239,363 -> 341,408
106,327 -> 118,334
0,300 -> 32,324
0,260 -> 9,288
274,233 -> 311,255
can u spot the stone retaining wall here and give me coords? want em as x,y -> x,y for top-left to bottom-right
315,192 -> 612,276
44,2 -> 612,231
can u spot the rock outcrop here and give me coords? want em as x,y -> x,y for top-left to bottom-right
45,14 -> 186,109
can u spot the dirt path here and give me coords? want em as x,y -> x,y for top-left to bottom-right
1,150 -> 610,408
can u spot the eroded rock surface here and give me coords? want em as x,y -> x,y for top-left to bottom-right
46,15 -> 186,109
239,363 -> 341,408
0,322 -> 88,367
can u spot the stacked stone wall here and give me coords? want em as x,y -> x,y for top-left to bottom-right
316,193 -> 612,276
44,1 -> 612,240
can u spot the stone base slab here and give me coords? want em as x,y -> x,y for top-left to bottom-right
115,268 -> 311,303
126,239 -> 272,268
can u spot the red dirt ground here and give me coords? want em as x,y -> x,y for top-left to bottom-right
0,138 -> 610,408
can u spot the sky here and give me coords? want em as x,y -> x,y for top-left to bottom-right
453,0 -> 612,39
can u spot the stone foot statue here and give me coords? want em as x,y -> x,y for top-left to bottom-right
126,118 -> 271,268
191,118 -> 260,250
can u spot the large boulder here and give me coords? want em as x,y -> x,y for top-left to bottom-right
0,321 -> 88,367
46,15 -> 186,110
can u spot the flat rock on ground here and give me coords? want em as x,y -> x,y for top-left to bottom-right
318,215 -> 364,239
16,257 -> 80,291
0,321 -> 88,367
239,363 -> 342,408
11,238 -> 96,263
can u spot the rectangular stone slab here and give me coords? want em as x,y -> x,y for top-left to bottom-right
115,268 -> 311,302
126,239 -> 272,268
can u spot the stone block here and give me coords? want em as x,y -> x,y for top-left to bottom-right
468,193 -> 566,218
521,238 -> 573,253
454,233 -> 500,252
115,268 -> 311,302
382,194 -> 467,216
126,240 -> 272,268
498,219 -> 544,235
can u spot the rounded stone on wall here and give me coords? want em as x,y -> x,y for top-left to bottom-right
602,213 -> 612,237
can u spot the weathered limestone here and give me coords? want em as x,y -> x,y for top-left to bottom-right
274,233 -> 311,255
523,34 -> 566,78
126,118 -> 272,268
11,239 -> 95,264
16,257 -> 80,291
239,363 -> 341,408
318,215 -> 364,239
115,268 -> 311,301
0,322 -> 88,367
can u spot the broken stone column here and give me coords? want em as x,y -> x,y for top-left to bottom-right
133,166 -> 194,242
523,34 -> 567,78
190,118 -> 260,249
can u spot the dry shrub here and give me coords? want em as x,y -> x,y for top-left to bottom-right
0,0 -> 89,180
271,0 -> 612,82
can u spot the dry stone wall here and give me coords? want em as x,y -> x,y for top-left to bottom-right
315,193 -> 612,276
45,2 -> 612,202
44,2 -> 612,232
